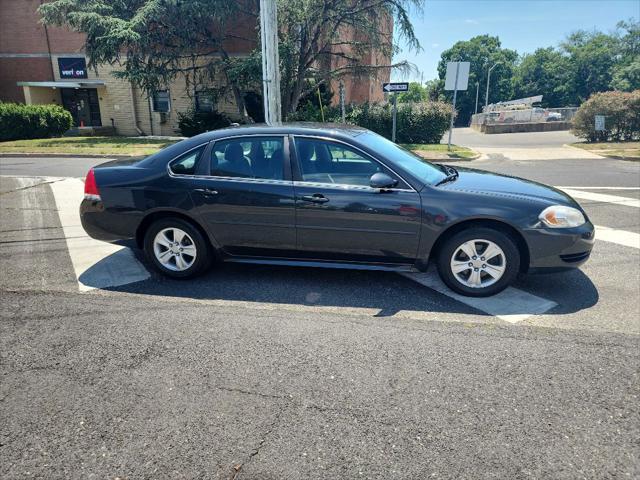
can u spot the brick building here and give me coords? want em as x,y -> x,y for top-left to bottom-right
0,0 -> 390,136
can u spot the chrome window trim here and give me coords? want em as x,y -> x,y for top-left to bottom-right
167,143 -> 210,177
293,180 -> 415,194
290,134 -> 417,193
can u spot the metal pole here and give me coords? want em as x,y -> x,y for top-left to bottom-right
474,81 -> 479,114
339,81 -> 345,123
484,62 -> 499,112
260,0 -> 281,124
447,61 -> 460,151
391,94 -> 397,143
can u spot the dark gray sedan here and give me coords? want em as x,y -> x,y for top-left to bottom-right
80,124 -> 594,297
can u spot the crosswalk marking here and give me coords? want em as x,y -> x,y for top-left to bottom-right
49,177 -> 149,291
401,269 -> 558,323
559,188 -> 640,208
595,225 -> 640,250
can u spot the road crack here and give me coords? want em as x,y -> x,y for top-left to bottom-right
230,403 -> 287,480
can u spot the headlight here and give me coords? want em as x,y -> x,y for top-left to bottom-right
539,205 -> 586,228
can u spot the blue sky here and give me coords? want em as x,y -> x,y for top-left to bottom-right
392,0 -> 639,81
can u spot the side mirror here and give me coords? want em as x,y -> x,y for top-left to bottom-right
370,172 -> 398,190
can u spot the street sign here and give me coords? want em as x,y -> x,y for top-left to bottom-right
595,115 -> 605,131
382,82 -> 409,93
445,61 -> 470,91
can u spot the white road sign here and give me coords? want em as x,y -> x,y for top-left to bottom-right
382,82 -> 409,92
445,62 -> 470,91
595,115 -> 605,131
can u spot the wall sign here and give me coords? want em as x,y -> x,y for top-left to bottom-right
58,57 -> 87,79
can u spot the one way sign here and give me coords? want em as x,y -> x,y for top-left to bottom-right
382,82 -> 409,93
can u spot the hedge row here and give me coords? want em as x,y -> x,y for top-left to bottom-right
289,100 -> 454,144
0,103 -> 73,141
572,90 -> 640,142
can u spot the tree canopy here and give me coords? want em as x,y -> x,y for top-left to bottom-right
428,20 -> 639,125
39,0 -> 422,120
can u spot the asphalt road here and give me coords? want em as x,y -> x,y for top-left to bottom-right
1,133 -> 639,479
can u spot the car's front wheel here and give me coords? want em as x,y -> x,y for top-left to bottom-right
436,227 -> 520,297
143,218 -> 211,278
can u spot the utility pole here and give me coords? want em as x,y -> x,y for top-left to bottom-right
259,0 -> 281,124
484,62 -> 500,112
474,81 -> 480,114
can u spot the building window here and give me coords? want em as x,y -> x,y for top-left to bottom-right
152,90 -> 170,112
195,91 -> 214,113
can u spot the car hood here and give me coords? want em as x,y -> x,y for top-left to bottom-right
438,166 -> 579,207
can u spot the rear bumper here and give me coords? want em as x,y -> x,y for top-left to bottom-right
80,199 -> 138,243
523,221 -> 595,272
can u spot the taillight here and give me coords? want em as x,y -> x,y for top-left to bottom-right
84,168 -> 101,201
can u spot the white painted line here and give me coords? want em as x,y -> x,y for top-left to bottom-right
555,186 -> 640,191
560,188 -> 640,208
595,225 -> 640,250
49,177 -> 149,291
401,268 -> 558,323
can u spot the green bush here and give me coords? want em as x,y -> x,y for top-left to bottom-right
177,109 -> 232,137
572,90 -> 640,142
289,100 -> 454,144
0,103 -> 73,141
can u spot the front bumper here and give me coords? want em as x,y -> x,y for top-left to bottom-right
523,221 -> 595,272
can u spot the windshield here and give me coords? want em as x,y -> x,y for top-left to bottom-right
360,132 -> 446,186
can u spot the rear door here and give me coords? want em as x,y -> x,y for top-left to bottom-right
291,136 -> 422,264
186,135 -> 296,257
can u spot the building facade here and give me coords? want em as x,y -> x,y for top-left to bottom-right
0,0 -> 391,136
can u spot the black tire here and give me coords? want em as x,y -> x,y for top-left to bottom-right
436,227 -> 520,297
143,217 -> 211,279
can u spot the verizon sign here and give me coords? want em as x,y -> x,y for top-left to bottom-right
58,57 -> 88,79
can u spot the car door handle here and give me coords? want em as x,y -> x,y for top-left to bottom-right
194,188 -> 219,196
301,194 -> 329,204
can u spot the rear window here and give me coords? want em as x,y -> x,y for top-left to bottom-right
169,146 -> 205,175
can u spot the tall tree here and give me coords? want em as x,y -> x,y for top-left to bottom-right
512,47 -> 574,107
436,35 -> 518,125
39,0 -> 255,121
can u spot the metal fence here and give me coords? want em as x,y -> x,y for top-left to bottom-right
471,107 -> 578,126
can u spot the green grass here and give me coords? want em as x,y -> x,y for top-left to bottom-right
572,141 -> 640,160
402,143 -> 478,161
0,136 -> 480,161
0,136 -> 179,156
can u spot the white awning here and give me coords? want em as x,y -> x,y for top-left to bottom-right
17,80 -> 106,88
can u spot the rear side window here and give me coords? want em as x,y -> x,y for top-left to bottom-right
169,146 -> 204,175
210,136 -> 285,180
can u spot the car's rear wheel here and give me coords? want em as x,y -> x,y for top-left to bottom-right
144,218 -> 211,278
436,227 -> 520,297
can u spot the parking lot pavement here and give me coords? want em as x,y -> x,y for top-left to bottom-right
1,153 -> 639,478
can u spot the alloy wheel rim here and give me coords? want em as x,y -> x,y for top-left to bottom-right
153,228 -> 197,272
450,239 -> 506,289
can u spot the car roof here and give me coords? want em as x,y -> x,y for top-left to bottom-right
139,122 -> 370,168
196,122 -> 368,141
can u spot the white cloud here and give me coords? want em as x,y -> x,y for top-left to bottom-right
464,18 -> 479,25
431,43 -> 440,48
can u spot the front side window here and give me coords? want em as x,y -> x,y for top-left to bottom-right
294,137 -> 399,187
169,146 -> 204,175
152,90 -> 170,112
210,137 -> 285,180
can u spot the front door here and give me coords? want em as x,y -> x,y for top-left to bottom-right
61,88 -> 102,127
292,136 -> 422,264
189,135 -> 296,257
